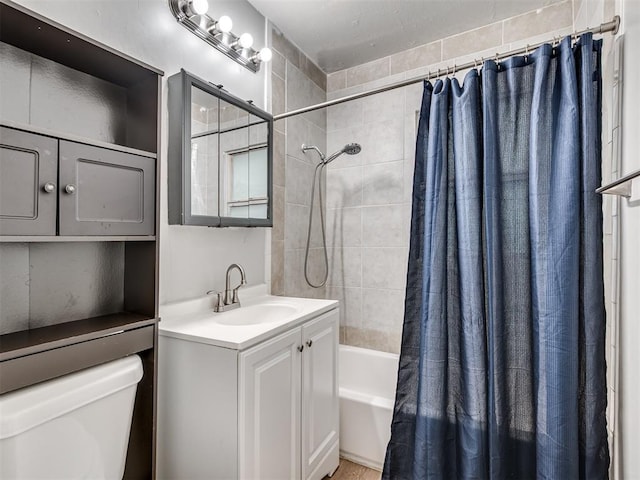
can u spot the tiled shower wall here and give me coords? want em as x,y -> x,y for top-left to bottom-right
324,0 -> 617,356
268,0 -> 619,472
269,27 -> 328,299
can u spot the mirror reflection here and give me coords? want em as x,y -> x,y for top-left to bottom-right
169,69 -> 273,227
190,86 -> 219,217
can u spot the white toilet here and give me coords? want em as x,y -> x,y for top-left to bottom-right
0,354 -> 143,479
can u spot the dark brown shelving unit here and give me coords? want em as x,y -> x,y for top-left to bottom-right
0,1 -> 163,478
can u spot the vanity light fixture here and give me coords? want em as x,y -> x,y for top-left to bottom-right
168,0 -> 271,73
182,0 -> 208,17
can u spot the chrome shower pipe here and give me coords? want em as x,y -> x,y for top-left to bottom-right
301,144 -> 326,162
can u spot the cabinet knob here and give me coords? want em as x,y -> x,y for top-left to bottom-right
65,184 -> 76,194
297,345 -> 304,353
306,340 -> 313,348
43,182 -> 56,193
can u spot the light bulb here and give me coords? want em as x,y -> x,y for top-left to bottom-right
239,33 -> 254,49
217,15 -> 233,33
191,0 -> 208,15
258,47 -> 272,62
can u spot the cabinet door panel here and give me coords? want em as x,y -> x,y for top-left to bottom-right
0,127 -> 57,235
58,141 -> 155,236
239,328 -> 301,480
302,310 -> 339,480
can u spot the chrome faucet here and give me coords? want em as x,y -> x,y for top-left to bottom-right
224,263 -> 247,305
209,263 -> 247,312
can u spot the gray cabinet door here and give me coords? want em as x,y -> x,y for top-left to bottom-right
58,141 -> 155,236
0,127 -> 58,236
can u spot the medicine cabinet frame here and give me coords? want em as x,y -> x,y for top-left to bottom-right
168,69 -> 273,227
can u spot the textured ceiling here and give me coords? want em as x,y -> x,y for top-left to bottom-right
247,0 -> 564,73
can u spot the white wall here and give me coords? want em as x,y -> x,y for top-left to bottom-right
619,0 -> 640,476
13,0 -> 271,304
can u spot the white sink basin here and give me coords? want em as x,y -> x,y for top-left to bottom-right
214,303 -> 300,326
159,285 -> 339,350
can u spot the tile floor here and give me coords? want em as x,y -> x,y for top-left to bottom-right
325,459 -> 381,480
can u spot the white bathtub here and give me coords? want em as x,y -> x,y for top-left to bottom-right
339,345 -> 399,471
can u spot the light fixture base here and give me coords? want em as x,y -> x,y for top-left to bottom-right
168,0 -> 264,73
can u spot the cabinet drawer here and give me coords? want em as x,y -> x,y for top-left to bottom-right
0,127 -> 58,236
59,141 -> 155,236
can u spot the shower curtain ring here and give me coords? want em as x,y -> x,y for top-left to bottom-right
525,44 -> 529,62
452,62 -> 456,75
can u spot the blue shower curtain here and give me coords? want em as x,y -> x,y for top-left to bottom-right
383,34 -> 608,479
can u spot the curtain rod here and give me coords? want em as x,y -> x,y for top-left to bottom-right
274,15 -> 620,122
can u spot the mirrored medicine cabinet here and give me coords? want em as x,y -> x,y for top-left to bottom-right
168,69 -> 273,227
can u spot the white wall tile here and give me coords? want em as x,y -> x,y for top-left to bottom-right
326,286 -> 362,328
285,156 -> 314,205
346,57 -> 391,87
502,1 -> 573,44
284,203 -> 310,249
326,207 -> 363,247
362,205 -> 408,247
327,71 -> 347,93
390,41 -> 442,76
362,161 -> 404,206
442,23 -> 503,60
360,117 -> 404,164
362,288 -> 406,332
362,247 -> 408,290
327,247 -> 362,288
326,166 -> 364,208
362,89 -> 405,122
327,100 -> 364,132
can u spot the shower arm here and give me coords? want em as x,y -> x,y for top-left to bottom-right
301,144 -> 326,162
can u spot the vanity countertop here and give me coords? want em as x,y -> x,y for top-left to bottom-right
158,285 -> 339,350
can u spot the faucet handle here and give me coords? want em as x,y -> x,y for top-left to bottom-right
231,287 -> 241,304
206,290 -> 224,309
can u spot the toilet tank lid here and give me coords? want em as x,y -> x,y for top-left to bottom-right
0,354 -> 143,439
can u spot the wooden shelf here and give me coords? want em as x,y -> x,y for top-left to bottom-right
0,312 -> 157,361
0,3 -> 161,475
0,313 -> 158,395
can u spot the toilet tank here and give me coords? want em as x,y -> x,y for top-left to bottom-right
0,354 -> 143,480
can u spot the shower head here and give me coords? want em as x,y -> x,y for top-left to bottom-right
343,143 -> 362,155
323,143 -> 362,164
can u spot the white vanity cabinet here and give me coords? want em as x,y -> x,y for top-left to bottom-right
239,311 -> 339,480
157,297 -> 339,480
